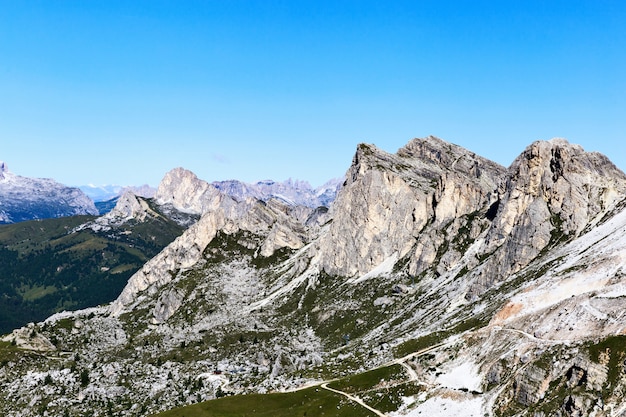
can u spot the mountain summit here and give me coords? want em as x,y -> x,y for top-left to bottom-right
0,162 -> 98,223
2,137 -> 626,417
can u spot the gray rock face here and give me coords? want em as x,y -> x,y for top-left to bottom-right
317,137 -> 506,278
468,139 -> 626,297
155,167 -> 237,215
513,364 -> 552,405
0,162 -> 98,223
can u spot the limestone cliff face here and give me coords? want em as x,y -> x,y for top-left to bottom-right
317,137 -> 506,277
468,139 -> 626,296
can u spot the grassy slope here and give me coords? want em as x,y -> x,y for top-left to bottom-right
152,386 -> 377,417
152,364 -> 421,417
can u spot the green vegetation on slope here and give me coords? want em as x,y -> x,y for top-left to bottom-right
151,362 -> 426,417
151,386 -> 377,417
327,364 -> 405,393
0,204 -> 186,334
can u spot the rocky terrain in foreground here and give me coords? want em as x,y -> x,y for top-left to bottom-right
2,136 -> 626,417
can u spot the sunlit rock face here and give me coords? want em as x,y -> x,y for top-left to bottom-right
318,136 -> 505,278
467,138 -> 626,297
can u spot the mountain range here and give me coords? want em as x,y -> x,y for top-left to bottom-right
1,136 -> 626,417
211,177 -> 342,208
79,184 -> 157,203
0,162 -> 98,223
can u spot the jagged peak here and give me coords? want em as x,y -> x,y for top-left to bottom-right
213,177 -> 340,208
351,142 -> 383,165
154,167 -> 224,215
347,136 -> 506,189
397,135 -> 456,159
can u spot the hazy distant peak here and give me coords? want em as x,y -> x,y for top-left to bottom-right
212,177 -> 342,208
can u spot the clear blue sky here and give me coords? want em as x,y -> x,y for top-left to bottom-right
1,1 -> 624,187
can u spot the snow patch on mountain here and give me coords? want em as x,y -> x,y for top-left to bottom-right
394,395 -> 483,417
435,361 -> 482,392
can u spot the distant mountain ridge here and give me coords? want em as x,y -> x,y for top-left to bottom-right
0,162 -> 98,223
80,184 -> 156,202
82,179 -> 339,215
212,177 -> 342,208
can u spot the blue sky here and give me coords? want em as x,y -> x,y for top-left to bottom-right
1,1 -> 624,187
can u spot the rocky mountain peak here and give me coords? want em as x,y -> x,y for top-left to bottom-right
154,167 -> 231,215
75,190 -> 160,232
0,163 -> 98,223
510,138 -> 623,190
500,138 -> 626,234
318,138 -> 507,278
468,138 -> 626,297
397,135 -> 462,165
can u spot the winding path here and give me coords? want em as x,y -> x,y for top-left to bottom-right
316,342 -> 449,417
320,382 -> 389,417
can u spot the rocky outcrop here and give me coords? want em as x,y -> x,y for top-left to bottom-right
317,137 -> 506,278
468,139 -> 626,297
0,322 -> 56,352
513,364 -> 552,405
0,162 -> 98,223
152,287 -> 185,324
155,167 -> 234,215
76,191 -> 160,231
